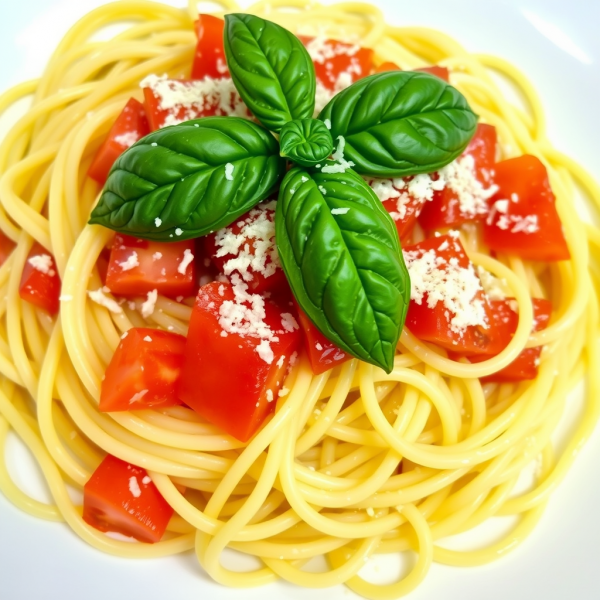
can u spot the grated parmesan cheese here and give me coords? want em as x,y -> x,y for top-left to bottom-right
280,312 -> 299,333
177,248 -> 194,275
28,254 -> 55,276
88,288 -> 123,313
266,389 -> 274,402
155,217 -> 162,227
142,476 -> 151,485
114,131 -> 138,148
322,135 -> 355,174
152,251 -> 162,261
224,163 -> 235,181
141,289 -> 158,318
128,476 -> 141,498
278,387 -> 289,398
118,251 -> 139,271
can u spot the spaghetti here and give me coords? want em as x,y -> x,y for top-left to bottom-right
0,1 -> 599,598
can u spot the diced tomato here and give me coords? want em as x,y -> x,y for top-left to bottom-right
483,155 -> 570,261
105,234 -> 197,299
83,454 -> 173,543
99,327 -> 186,412
0,229 -> 16,267
418,124 -> 498,230
294,303 -> 349,375
88,98 -> 149,185
192,14 -> 228,79
403,235 -> 496,355
465,298 -> 552,382
204,201 -> 289,295
375,61 -> 450,82
19,243 -> 61,315
178,281 -> 302,442
300,36 -> 374,90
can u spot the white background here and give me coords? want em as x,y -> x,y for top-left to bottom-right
0,1 -> 599,599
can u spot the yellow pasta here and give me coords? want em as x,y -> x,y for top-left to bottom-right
0,1 -> 599,598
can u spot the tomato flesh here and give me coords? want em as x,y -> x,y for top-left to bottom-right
105,234 -> 197,299
418,124 -> 498,230
178,281 -> 302,442
466,298 -> 552,382
88,98 -> 149,185
483,155 -> 570,261
300,36 -> 374,90
376,61 -> 450,82
19,243 -> 61,315
192,14 -> 228,79
0,229 -> 15,268
295,304 -> 350,375
204,201 -> 289,295
403,235 -> 495,355
83,454 -> 173,543
99,327 -> 186,412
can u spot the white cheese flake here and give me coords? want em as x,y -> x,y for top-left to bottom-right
224,163 -> 235,181
278,387 -> 289,398
280,312 -> 299,333
152,251 -> 163,261
143,335 -> 153,342
155,217 -> 162,227
141,289 -> 158,318
177,248 -> 194,275
118,251 -> 139,271
128,476 -> 142,498
256,339 -> 274,364
175,228 -> 183,236
322,135 -> 355,174
114,131 -> 138,148
142,476 -> 151,485
266,389 -> 274,403
28,254 -> 55,276
129,389 -> 148,404
88,288 -> 123,313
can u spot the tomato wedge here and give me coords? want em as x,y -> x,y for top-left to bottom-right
204,200 -> 289,295
88,98 -> 149,185
418,124 -> 498,229
99,327 -> 186,412
300,36 -> 374,91
375,61 -> 450,82
178,281 -> 302,442
192,14 -> 228,79
466,298 -> 552,382
403,234 -> 495,355
83,454 -> 173,543
295,303 -> 350,375
19,243 -> 61,315
105,234 -> 197,299
483,155 -> 570,261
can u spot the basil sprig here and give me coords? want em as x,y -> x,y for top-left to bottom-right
89,12 -> 480,372
279,118 -> 333,167
276,166 -> 410,372
318,71 -> 478,177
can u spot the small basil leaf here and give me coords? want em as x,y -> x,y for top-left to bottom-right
276,165 -> 410,373
318,71 -> 478,177
279,118 -> 333,167
224,13 -> 316,133
88,117 -> 285,241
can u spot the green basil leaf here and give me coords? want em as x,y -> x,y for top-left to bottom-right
279,118 -> 333,167
318,71 -> 478,177
224,13 -> 316,133
89,117 -> 285,241
276,165 -> 410,373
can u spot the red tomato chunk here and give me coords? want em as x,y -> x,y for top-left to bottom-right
483,155 -> 570,261
418,124 -> 498,230
466,298 -> 552,382
83,454 -> 173,543
178,281 -> 302,442
88,98 -> 149,185
295,303 -> 350,375
204,201 -> 289,295
19,243 -> 61,315
403,235 -> 495,355
192,14 -> 228,79
99,327 -> 186,412
375,61 -> 450,82
105,234 -> 197,299
301,36 -> 374,91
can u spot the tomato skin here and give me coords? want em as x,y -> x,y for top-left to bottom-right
0,229 -> 16,267
83,454 -> 173,543
99,327 -> 186,412
204,202 -> 289,295
178,282 -> 302,442
465,298 -> 552,382
375,61 -> 450,82
19,243 -> 61,315
300,37 -> 374,90
295,304 -> 350,375
88,98 -> 149,185
418,124 -> 498,230
483,155 -> 570,261
105,234 -> 197,299
403,235 -> 495,355
192,15 -> 228,79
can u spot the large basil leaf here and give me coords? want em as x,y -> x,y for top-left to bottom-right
89,117 -> 285,240
276,165 -> 410,373
318,71 -> 478,177
279,118 -> 333,167
224,13 -> 316,133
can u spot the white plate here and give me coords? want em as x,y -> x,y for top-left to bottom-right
1,1 -> 599,599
